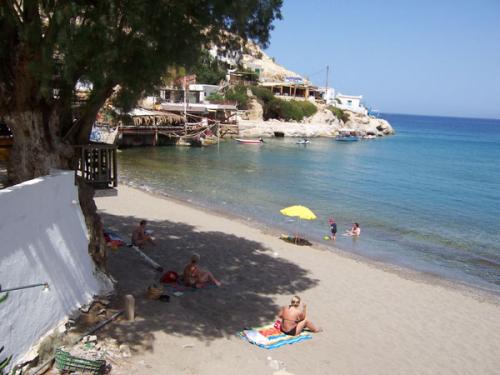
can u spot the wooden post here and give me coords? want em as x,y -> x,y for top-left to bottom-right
124,294 -> 135,321
113,146 -> 117,186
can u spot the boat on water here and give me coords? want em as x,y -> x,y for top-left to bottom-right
336,135 -> 359,142
235,138 -> 264,144
336,129 -> 359,142
296,139 -> 310,145
362,135 -> 377,140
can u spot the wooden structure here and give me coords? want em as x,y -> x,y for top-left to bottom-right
260,82 -> 322,100
74,144 -> 117,189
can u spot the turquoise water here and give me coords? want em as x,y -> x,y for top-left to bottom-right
117,114 -> 500,294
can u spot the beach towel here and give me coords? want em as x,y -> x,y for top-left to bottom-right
103,230 -> 127,248
239,323 -> 312,349
161,278 -> 217,295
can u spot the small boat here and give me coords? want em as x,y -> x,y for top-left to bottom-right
296,139 -> 310,145
235,138 -> 264,144
336,135 -> 359,142
362,135 -> 376,140
336,129 -> 359,142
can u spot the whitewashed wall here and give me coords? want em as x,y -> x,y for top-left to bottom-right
0,171 -> 111,368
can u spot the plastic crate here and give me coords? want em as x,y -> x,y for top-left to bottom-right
54,348 -> 106,374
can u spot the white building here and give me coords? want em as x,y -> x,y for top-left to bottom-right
319,87 -> 336,105
335,93 -> 368,115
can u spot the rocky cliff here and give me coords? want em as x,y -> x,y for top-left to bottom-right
237,43 -> 395,138
239,103 -> 395,138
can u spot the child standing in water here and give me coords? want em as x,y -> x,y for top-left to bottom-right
328,217 -> 337,240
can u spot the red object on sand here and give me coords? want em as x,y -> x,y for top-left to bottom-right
161,271 -> 179,283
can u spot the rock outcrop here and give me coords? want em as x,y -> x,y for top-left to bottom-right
238,103 -> 395,138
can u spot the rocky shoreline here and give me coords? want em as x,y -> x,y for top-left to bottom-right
238,105 -> 395,138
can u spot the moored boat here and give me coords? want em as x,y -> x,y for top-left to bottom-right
335,135 -> 359,142
235,138 -> 264,144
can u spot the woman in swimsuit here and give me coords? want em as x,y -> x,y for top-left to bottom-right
278,296 -> 321,336
183,253 -> 221,287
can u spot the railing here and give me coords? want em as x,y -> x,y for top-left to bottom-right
74,144 -> 117,189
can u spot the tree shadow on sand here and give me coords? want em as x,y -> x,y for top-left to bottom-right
98,213 -> 319,353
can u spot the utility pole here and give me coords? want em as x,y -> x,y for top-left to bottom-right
325,65 -> 330,103
183,76 -> 188,135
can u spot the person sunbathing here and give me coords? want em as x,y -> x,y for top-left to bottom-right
278,296 -> 321,336
183,253 -> 221,287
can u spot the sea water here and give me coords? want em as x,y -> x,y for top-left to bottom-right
117,114 -> 500,294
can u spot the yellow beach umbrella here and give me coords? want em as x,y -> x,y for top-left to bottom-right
280,205 -> 317,220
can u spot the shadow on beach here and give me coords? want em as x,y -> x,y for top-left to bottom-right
99,212 -> 319,353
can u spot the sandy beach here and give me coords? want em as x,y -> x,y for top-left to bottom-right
95,185 -> 500,375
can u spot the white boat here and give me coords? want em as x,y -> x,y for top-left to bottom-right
296,139 -> 310,144
235,138 -> 264,144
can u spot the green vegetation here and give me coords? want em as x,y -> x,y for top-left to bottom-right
327,106 -> 350,123
189,51 -> 228,85
266,99 -> 317,121
205,92 -> 225,104
225,85 -> 250,109
250,86 -> 275,103
206,85 -> 250,109
250,86 -> 317,121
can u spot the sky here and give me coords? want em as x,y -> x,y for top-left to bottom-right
265,0 -> 500,118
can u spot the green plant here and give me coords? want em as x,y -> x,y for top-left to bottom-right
327,106 -> 350,123
250,86 -> 275,103
225,85 -> 250,109
0,346 -> 12,375
295,100 -> 317,118
263,99 -> 317,121
206,92 -> 225,103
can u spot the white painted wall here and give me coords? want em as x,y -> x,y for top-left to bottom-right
336,94 -> 368,115
0,171 -> 111,369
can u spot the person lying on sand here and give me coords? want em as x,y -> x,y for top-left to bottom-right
183,253 -> 221,287
278,296 -> 321,336
131,220 -> 156,248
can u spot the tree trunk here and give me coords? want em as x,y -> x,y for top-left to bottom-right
5,109 -> 107,270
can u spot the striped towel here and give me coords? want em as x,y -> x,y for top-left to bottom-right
239,323 -> 312,349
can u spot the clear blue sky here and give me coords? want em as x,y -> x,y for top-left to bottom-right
265,0 -> 500,118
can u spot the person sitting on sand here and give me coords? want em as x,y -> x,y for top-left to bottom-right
131,220 -> 156,248
183,253 -> 221,287
346,222 -> 361,237
278,296 -> 321,336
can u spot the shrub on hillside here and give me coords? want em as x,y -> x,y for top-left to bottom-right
296,100 -> 317,118
250,86 -> 275,103
265,98 -> 314,121
327,105 -> 350,123
225,85 -> 249,109
206,92 -> 225,103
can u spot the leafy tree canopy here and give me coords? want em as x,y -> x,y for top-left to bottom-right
0,0 -> 283,145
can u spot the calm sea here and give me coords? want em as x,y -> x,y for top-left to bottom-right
117,114 -> 500,294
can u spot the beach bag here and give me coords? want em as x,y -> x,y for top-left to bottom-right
160,271 -> 179,283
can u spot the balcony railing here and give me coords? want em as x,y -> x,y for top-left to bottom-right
74,144 -> 117,189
